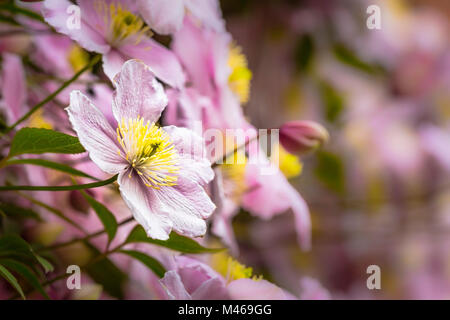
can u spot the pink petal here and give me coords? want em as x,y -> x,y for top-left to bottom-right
118,169 -> 174,240
299,277 -> 331,300
138,0 -> 185,35
154,176 -> 215,237
42,0 -> 110,54
66,90 -> 127,174
102,50 -> 127,85
243,158 -> 311,250
160,270 -> 192,300
172,17 -> 226,96
184,0 -> 225,32
2,53 -> 26,123
227,279 -> 290,300
112,59 -> 168,123
163,125 -> 214,185
191,278 -> 230,300
118,38 -> 186,88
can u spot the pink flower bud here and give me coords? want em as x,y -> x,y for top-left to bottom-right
280,120 -> 329,155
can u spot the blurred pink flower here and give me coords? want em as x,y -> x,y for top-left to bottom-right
160,256 -> 295,300
66,59 -> 215,240
42,0 -> 185,87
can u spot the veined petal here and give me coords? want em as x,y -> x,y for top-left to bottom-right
138,0 -> 185,35
111,59 -> 168,124
66,90 -> 127,174
154,175 -> 215,236
118,169 -> 174,240
163,126 -> 214,185
42,0 -> 110,54
119,37 -> 186,88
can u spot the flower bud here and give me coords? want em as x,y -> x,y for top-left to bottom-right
280,120 -> 329,155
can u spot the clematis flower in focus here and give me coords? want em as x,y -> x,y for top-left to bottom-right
66,59 -> 215,240
138,0 -> 225,35
42,0 -> 185,87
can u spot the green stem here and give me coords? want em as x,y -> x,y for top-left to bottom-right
37,216 -> 134,253
0,174 -> 117,192
3,55 -> 101,135
14,191 -> 88,234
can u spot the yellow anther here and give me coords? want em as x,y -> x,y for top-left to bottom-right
116,116 -> 179,189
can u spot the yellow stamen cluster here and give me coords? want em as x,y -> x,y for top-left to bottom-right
228,44 -> 252,104
213,253 -> 262,283
276,144 -> 303,179
116,117 -> 179,189
95,1 -> 151,46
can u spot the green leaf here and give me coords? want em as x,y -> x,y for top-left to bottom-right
83,242 -> 127,299
0,234 -> 34,261
81,191 -> 117,244
0,174 -> 118,192
8,128 -> 85,158
0,264 -> 25,299
314,151 -> 345,195
6,159 -> 98,180
126,225 -> 223,254
0,234 -> 54,274
333,44 -> 383,75
0,259 -> 50,299
118,250 -> 166,278
33,254 -> 54,274
319,81 -> 345,123
0,202 -> 42,221
294,34 -> 315,73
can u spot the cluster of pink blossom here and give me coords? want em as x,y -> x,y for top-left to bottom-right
0,0 -> 329,300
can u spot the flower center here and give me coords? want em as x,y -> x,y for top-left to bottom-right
116,117 -> 179,189
95,1 -> 151,47
228,44 -> 252,104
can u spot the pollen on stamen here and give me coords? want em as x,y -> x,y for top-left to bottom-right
94,0 -> 152,47
116,116 -> 179,189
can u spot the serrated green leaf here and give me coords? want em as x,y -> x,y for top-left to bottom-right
6,159 -> 98,180
0,259 -> 50,299
126,225 -> 223,254
0,264 -> 25,299
0,202 -> 42,221
81,191 -> 117,244
119,250 -> 166,278
8,128 -> 85,158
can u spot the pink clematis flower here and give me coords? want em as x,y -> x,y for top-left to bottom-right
66,59 -> 215,240
42,0 -> 185,87
160,256 -> 295,300
138,0 -> 225,35
167,16 -> 312,251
